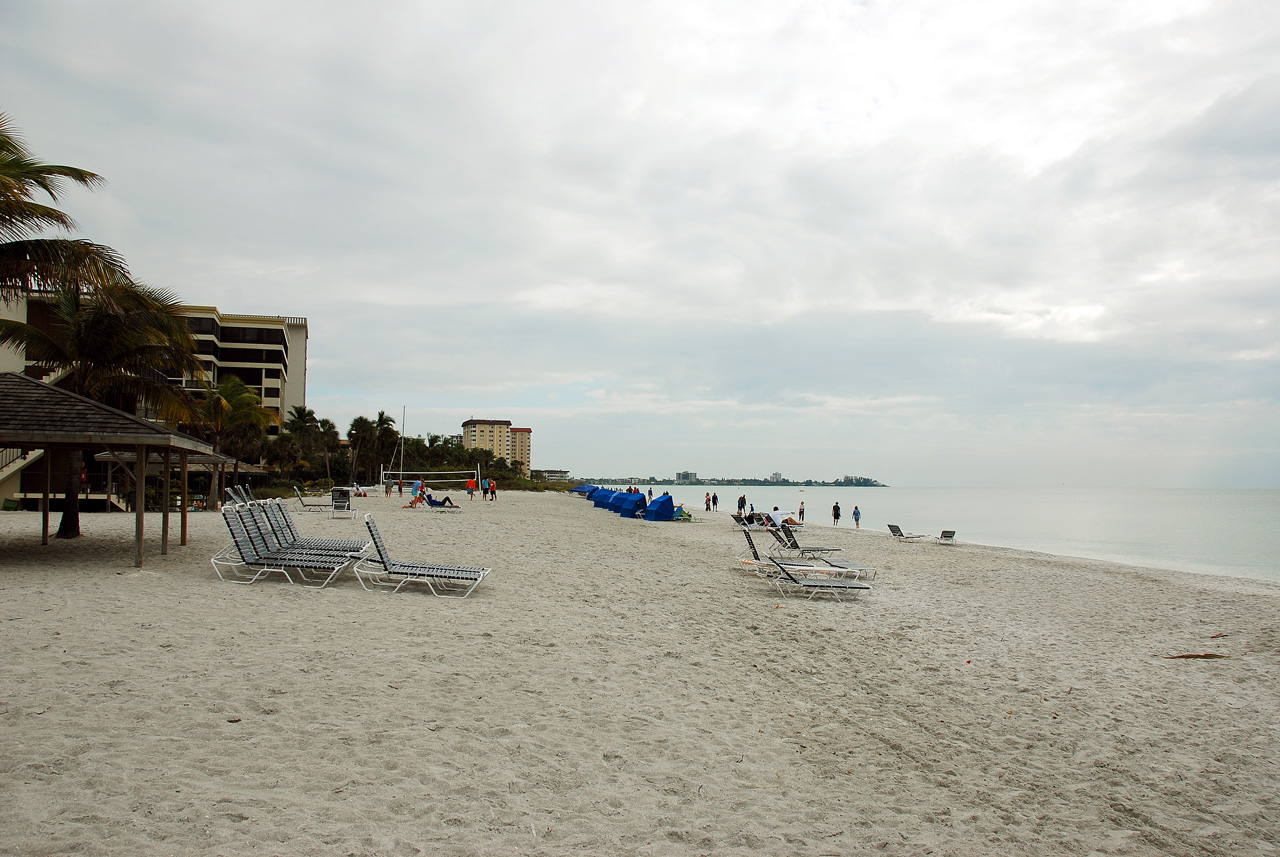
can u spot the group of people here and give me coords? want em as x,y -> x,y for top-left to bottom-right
703,492 -> 719,512
830,502 -> 861,527
465,477 -> 498,501
403,478 -> 458,508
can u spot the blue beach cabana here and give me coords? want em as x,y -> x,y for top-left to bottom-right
643,494 -> 676,521
570,484 -> 598,496
616,493 -> 646,518
592,489 -> 618,509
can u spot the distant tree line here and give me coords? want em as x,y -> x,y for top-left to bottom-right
266,405 -> 529,488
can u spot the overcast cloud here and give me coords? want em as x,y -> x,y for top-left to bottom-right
3,0 -> 1278,486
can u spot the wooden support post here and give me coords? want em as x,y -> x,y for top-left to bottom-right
161,447 -> 171,556
180,451 -> 189,547
134,443 -> 147,568
41,447 -> 51,545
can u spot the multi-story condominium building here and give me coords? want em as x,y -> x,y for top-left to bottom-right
0,299 -> 307,433
175,306 -> 308,434
461,418 -> 532,476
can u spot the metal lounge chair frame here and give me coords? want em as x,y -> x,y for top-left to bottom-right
329,487 -> 357,520
261,500 -> 369,554
352,514 -> 490,598
768,559 -> 871,601
293,486 -> 332,512
737,528 -> 841,577
778,524 -> 877,579
888,524 -> 926,542
211,506 -> 353,588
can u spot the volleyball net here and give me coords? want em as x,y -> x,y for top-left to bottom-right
379,468 -> 479,488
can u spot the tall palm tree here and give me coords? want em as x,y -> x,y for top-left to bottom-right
347,416 -> 376,485
197,375 -> 279,455
283,404 -> 320,460
373,410 -> 398,476
0,279 -> 204,537
0,112 -> 133,302
317,418 -> 339,482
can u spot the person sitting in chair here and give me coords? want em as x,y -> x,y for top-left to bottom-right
426,492 -> 457,508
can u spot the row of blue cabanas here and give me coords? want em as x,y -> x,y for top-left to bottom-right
569,484 -> 680,521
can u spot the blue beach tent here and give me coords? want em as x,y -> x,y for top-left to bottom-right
616,493 -> 646,518
571,484 -> 598,496
592,489 -> 617,508
608,492 -> 630,513
643,494 -> 676,521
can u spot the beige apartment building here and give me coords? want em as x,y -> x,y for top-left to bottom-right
176,306 -> 308,433
0,296 -> 306,505
461,419 -> 532,476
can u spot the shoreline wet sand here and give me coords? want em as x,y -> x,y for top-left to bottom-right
2,491 -> 1277,855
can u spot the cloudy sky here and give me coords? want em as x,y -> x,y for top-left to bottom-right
4,0 -> 1278,487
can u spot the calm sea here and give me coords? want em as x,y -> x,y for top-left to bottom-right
599,485 -> 1280,584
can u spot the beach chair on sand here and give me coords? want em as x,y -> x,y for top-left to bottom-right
293,486 -> 331,513
225,485 -> 254,505
765,559 -> 871,602
778,524 -> 876,580
353,514 -> 490,598
935,530 -> 957,545
262,500 -> 369,554
211,507 -> 354,587
888,524 -> 926,542
737,529 -> 843,577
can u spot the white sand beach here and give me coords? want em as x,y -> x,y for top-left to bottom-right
1,491 -> 1277,856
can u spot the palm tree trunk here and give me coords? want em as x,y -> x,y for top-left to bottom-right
56,449 -> 82,538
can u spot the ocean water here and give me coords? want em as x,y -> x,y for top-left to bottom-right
600,485 -> 1280,584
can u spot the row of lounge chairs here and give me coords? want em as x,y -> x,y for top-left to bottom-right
292,485 -> 358,519
735,526 -> 874,602
211,500 -> 489,597
889,524 -> 956,545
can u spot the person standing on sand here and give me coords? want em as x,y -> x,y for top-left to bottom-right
798,501 -> 804,522
467,477 -> 476,500
489,479 -> 497,501
398,479 -> 403,497
853,505 -> 861,528
705,492 -> 711,512
712,492 -> 718,511
832,502 -> 841,525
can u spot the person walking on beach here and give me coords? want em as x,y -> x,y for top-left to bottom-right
852,505 -> 861,528
798,501 -> 804,522
488,479 -> 497,501
397,479 -> 403,497
832,502 -> 842,525
467,477 -> 476,500
705,492 -> 712,512
712,492 -> 718,511
738,495 -> 747,515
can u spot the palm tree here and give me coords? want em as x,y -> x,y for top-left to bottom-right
0,279 -> 204,537
283,405 -> 320,457
198,375 -> 279,455
317,418 -> 339,482
347,416 -> 376,485
373,410 -> 398,476
0,112 -> 133,302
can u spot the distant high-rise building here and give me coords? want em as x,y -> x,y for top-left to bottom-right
675,471 -> 697,483
461,419 -> 532,476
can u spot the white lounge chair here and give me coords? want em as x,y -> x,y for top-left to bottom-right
888,524 -> 926,542
935,530 -> 957,545
353,514 -> 490,598
768,559 -> 871,601
293,486 -> 331,512
211,506 -> 353,588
